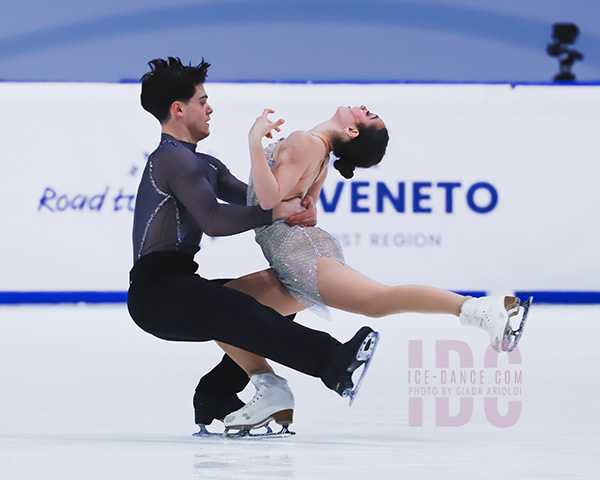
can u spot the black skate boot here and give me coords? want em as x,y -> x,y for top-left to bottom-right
194,391 -> 245,425
321,326 -> 379,405
193,391 -> 246,437
192,353 -> 249,436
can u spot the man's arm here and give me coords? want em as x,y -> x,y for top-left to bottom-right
207,154 -> 249,206
165,151 -> 305,236
216,173 -> 248,205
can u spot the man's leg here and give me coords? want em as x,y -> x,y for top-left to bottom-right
193,277 -> 297,426
128,256 -> 373,396
193,353 -> 248,425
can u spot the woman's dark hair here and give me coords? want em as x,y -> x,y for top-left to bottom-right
332,124 -> 390,179
140,57 -> 211,123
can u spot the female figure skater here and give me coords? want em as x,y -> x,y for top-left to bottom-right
222,106 -> 531,431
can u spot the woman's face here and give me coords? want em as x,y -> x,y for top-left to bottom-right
337,105 -> 385,129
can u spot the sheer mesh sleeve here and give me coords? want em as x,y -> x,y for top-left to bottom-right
204,154 -> 249,206
155,148 -> 271,237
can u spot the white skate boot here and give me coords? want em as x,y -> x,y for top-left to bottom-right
223,373 -> 294,437
460,295 -> 533,352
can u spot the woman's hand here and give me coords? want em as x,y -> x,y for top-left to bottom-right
285,195 -> 317,227
249,109 -> 285,141
272,197 -> 306,221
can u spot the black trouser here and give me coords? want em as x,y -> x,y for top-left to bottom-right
191,277 -> 299,424
127,251 -> 340,386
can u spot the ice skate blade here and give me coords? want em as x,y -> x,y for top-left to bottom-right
224,409 -> 293,435
225,423 -> 296,439
192,424 -> 223,437
356,331 -> 377,362
343,331 -> 380,406
501,296 -> 533,352
194,424 -> 296,439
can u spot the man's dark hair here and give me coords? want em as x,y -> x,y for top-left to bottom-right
332,125 -> 390,179
140,57 -> 211,123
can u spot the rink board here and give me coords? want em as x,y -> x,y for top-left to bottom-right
0,82 -> 598,300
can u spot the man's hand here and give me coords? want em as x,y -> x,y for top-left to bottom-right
285,195 -> 317,227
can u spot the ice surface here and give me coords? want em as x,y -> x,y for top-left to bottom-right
0,304 -> 598,479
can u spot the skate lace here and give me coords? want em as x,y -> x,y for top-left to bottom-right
477,311 -> 491,330
465,299 -> 493,332
469,299 -> 505,334
240,387 -> 265,411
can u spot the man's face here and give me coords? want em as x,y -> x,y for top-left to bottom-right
182,84 -> 213,142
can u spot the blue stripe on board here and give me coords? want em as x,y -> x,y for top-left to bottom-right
1,291 -> 599,305
515,291 -> 600,305
454,291 -> 487,299
0,292 -> 127,305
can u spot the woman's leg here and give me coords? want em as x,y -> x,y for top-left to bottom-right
219,269 -> 305,377
216,341 -> 274,377
225,261 -> 467,320
316,257 -> 468,318
225,268 -> 305,317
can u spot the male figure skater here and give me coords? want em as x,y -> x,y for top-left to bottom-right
127,57 -> 378,434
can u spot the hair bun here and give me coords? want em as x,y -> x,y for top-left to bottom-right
333,159 -> 355,179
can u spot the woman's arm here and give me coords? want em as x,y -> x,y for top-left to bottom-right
304,163 -> 328,207
248,109 -> 318,210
